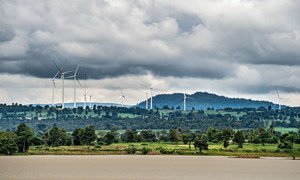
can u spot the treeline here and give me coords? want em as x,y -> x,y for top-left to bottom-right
1,103 -> 300,131
1,124 -> 300,155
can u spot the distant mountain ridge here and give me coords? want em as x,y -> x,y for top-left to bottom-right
137,92 -> 278,110
31,102 -> 132,108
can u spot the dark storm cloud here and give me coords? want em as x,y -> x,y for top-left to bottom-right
0,0 -> 300,94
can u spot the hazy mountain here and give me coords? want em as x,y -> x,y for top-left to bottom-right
137,92 -> 277,110
31,102 -> 133,108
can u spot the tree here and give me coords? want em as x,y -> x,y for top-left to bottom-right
37,123 -> 47,132
194,134 -> 208,153
233,130 -> 245,148
258,128 -> 269,146
223,140 -> 229,148
0,131 -> 18,155
181,133 -> 189,144
81,125 -> 97,145
222,128 -> 233,148
15,124 -> 34,152
207,127 -> 218,142
122,129 -> 135,142
44,126 -> 72,146
31,136 -> 44,146
103,132 -> 117,145
72,128 -> 84,145
278,133 -> 295,160
169,129 -> 180,142
140,130 -> 156,142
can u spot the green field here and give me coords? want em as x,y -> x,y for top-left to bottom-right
27,142 -> 300,158
274,127 -> 298,133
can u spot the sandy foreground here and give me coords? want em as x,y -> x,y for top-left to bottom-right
0,155 -> 299,180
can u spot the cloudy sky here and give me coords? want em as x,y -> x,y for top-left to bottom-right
0,0 -> 300,106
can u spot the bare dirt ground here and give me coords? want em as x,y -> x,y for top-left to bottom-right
0,155 -> 299,180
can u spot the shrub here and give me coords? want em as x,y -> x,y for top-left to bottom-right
175,150 -> 184,155
157,147 -> 174,154
94,145 -> 101,149
126,145 -> 137,154
278,141 -> 293,150
252,137 -> 261,144
141,146 -> 152,155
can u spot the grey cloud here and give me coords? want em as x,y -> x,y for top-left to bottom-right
0,0 -> 299,96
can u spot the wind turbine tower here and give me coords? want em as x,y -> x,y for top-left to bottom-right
54,62 -> 72,109
51,71 -> 59,107
67,65 -> 81,108
276,89 -> 283,110
84,79 -> 87,109
150,87 -> 153,109
145,92 -> 149,109
183,94 -> 187,111
89,94 -> 92,109
183,93 -> 193,111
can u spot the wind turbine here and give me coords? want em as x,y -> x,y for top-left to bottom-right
84,79 -> 87,109
145,92 -> 149,109
53,62 -> 72,110
183,93 -> 194,111
51,71 -> 60,107
183,94 -> 187,111
89,94 -> 92,109
66,65 -> 81,108
150,87 -> 153,109
275,89 -> 283,110
119,89 -> 127,107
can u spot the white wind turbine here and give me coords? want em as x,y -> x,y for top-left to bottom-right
84,79 -> 87,109
89,94 -> 92,109
119,89 -> 127,107
145,92 -> 149,109
150,87 -> 154,109
66,65 -> 81,108
275,89 -> 284,110
54,62 -> 72,110
51,71 -> 60,107
183,93 -> 193,111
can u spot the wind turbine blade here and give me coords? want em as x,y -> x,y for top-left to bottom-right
53,61 -> 62,72
76,78 -> 83,89
74,65 -> 80,75
276,88 -> 280,98
52,71 -> 60,80
123,95 -> 127,101
65,75 -> 75,79
63,70 -> 73,75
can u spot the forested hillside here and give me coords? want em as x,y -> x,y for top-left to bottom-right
137,92 -> 276,110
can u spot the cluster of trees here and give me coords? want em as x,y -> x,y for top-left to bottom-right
0,124 -> 98,154
1,123 -> 300,155
0,124 -> 34,154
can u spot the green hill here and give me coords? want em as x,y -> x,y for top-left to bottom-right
137,92 -> 276,110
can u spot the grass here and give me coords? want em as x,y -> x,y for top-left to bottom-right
274,127 -> 298,133
118,113 -> 140,118
27,142 -> 300,158
204,110 -> 246,118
